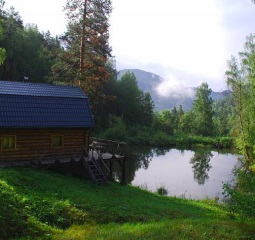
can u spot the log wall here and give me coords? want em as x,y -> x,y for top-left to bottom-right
0,128 -> 90,162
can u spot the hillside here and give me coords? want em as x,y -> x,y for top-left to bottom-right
118,69 -> 231,111
1,168 -> 255,239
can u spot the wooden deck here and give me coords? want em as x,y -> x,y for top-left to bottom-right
0,137 -> 128,185
0,152 -> 124,168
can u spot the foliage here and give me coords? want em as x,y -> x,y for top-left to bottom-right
212,94 -> 235,136
152,106 -> 184,135
0,180 -> 29,239
99,115 -> 127,141
0,179 -> 54,239
0,47 -> 5,64
222,33 -> 255,223
54,220 -> 255,240
0,21 -> 5,65
0,20 -> 5,64
47,0 -> 113,109
178,110 -> 195,135
0,168 -> 255,239
223,169 -> 255,218
156,186 -> 168,196
114,71 -> 154,126
226,34 -> 255,170
192,82 -> 214,136
0,6 -> 53,82
108,126 -> 234,149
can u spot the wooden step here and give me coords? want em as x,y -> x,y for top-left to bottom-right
85,158 -> 108,185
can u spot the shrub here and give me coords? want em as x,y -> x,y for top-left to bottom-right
100,115 -> 127,141
27,198 -> 87,229
0,180 -> 29,239
153,132 -> 171,146
157,186 -> 168,196
223,170 -> 255,217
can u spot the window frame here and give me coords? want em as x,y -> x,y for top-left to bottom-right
1,135 -> 16,150
51,135 -> 64,148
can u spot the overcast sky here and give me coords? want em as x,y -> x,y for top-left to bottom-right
4,0 -> 255,92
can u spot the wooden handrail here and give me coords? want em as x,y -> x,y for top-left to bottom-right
90,137 -> 126,157
90,137 -> 126,145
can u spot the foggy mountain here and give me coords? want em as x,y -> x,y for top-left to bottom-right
118,69 -> 231,111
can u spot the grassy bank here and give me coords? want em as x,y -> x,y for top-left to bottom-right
127,133 -> 234,149
97,125 -> 234,149
0,168 -> 254,239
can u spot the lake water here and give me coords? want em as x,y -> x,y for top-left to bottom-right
113,146 -> 239,201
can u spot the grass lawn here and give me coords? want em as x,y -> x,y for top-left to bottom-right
0,168 -> 254,239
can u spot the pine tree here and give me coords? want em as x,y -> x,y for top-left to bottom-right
49,0 -> 113,108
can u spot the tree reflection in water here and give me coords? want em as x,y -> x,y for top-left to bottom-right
112,146 -> 167,183
111,146 -> 237,200
113,146 -> 213,185
190,150 -> 213,185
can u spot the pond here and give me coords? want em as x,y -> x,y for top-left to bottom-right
113,146 -> 239,201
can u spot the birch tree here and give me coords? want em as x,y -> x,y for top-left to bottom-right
226,34 -> 255,170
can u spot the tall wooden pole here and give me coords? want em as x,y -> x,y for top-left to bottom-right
79,0 -> 88,86
121,156 -> 127,185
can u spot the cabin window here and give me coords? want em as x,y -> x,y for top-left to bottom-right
51,135 -> 63,148
1,136 -> 16,150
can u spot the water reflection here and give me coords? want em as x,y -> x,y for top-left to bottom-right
153,148 -> 169,157
112,146 -> 238,200
190,151 -> 213,185
113,146 -> 154,183
113,146 -> 180,183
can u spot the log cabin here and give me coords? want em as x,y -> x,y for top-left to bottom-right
0,80 -> 94,166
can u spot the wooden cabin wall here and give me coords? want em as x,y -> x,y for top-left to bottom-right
0,128 -> 90,162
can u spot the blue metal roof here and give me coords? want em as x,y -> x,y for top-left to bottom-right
0,81 -> 95,128
0,80 -> 86,98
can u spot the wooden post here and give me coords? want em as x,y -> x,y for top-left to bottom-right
109,160 -> 113,181
121,156 -> 127,185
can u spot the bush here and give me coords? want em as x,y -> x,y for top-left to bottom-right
223,170 -> 255,218
100,115 -> 127,141
0,180 -> 30,239
153,132 -> 172,146
28,198 -> 87,229
157,186 -> 168,196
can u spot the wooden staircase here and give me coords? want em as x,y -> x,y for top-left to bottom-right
83,155 -> 108,185
82,138 -> 127,185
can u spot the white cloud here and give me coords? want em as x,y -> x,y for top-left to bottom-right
156,73 -> 196,98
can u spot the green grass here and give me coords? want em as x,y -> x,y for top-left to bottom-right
54,220 -> 255,240
126,132 -> 234,149
0,167 -> 255,239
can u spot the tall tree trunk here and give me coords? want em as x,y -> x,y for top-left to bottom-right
79,0 -> 88,86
